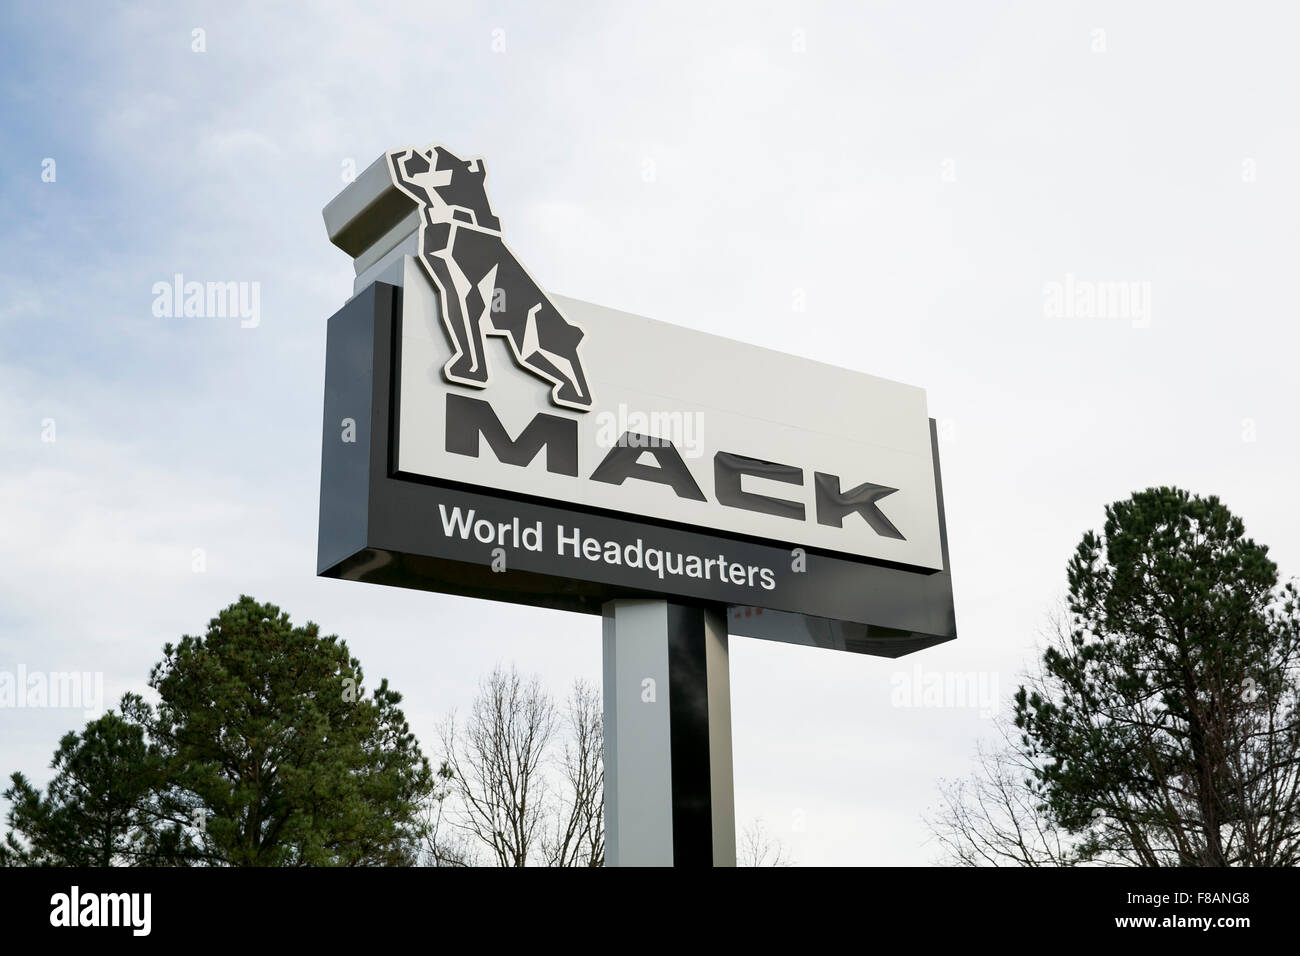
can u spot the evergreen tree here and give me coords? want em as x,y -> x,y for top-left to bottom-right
148,596 -> 433,865
1,694 -> 192,866
1015,487 -> 1300,865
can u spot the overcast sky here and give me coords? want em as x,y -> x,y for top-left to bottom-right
3,1 -> 1298,865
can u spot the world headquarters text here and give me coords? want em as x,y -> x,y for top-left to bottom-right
437,504 -> 778,590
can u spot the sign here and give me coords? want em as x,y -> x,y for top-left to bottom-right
319,144 -> 956,657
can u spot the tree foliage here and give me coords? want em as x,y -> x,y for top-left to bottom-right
935,488 -> 1300,865
2,596 -> 433,867
149,596 -> 433,865
1,695 -> 192,866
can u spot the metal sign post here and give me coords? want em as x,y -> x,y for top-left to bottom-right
317,144 -> 957,867
603,600 -> 734,866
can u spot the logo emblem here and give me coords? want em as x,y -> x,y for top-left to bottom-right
387,144 -> 594,411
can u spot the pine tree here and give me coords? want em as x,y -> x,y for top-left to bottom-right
1,695 -> 192,866
1015,487 -> 1300,865
148,596 -> 433,865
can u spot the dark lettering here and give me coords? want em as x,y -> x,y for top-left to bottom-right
445,393 -> 578,475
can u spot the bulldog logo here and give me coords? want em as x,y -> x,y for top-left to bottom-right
387,144 -> 594,411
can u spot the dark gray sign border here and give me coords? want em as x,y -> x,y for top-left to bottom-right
318,282 -> 957,658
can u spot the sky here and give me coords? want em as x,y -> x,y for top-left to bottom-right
2,0 -> 1298,865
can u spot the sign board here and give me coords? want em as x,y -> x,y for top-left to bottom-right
319,145 -> 956,657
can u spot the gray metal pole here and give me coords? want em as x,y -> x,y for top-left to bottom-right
602,599 -> 736,866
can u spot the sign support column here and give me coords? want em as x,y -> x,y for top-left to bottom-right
602,600 -> 736,866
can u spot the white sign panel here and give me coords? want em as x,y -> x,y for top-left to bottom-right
394,258 -> 944,570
